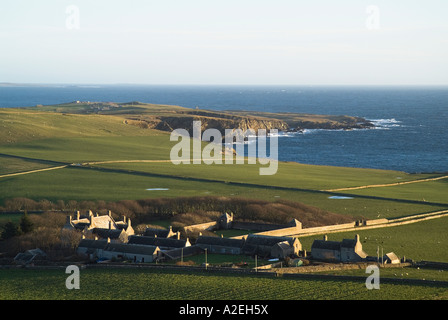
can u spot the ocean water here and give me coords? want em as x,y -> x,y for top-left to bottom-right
1,85 -> 447,173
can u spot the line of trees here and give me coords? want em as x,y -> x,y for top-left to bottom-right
0,196 -> 355,228
1,212 -> 34,240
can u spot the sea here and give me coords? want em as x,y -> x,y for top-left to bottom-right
1,84 -> 447,174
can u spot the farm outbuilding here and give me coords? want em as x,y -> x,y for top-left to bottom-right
101,243 -> 160,263
195,236 -> 245,255
144,226 -> 179,239
271,241 -> 295,259
127,235 -> 191,250
311,234 -> 368,263
242,234 -> 302,258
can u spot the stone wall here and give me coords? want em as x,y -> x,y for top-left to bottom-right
183,221 -> 217,233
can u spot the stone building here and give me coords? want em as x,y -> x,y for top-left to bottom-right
311,234 -> 368,262
217,212 -> 234,229
101,243 -> 160,263
64,210 -> 134,242
195,235 -> 245,255
76,237 -> 160,262
77,238 -> 109,260
270,241 -> 296,259
64,210 -> 117,231
127,235 -> 191,250
242,234 -> 302,258
144,225 -> 179,239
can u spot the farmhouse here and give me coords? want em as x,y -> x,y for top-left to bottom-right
77,238 -> 109,260
144,225 -> 179,239
88,228 -> 129,243
64,210 -> 118,231
64,210 -> 134,242
76,237 -> 160,262
311,234 -> 368,262
127,235 -> 191,250
242,234 -> 302,259
195,236 -> 245,255
217,212 -> 234,229
101,243 -> 160,263
115,216 -> 135,235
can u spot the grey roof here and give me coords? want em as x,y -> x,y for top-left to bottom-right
128,235 -> 187,248
273,241 -> 292,251
311,240 -> 341,251
341,239 -> 357,248
78,239 -> 109,249
103,243 -> 159,255
144,228 -> 171,238
195,236 -> 245,248
244,234 -> 297,247
92,228 -> 124,239
14,248 -> 47,264
162,246 -> 204,260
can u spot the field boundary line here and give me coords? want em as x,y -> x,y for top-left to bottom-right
284,210 -> 448,238
323,175 -> 448,192
0,165 -> 68,179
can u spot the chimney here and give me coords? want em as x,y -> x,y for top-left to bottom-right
88,210 -> 93,217
177,231 -> 180,240
108,210 -> 112,217
323,235 -> 328,241
221,234 -> 224,238
123,216 -> 127,224
76,211 -> 80,220
127,218 -> 131,227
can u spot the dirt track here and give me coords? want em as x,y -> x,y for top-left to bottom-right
323,175 -> 448,192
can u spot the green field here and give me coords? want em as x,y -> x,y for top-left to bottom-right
0,268 -> 446,300
1,103 -> 447,300
298,215 -> 448,263
340,180 -> 448,205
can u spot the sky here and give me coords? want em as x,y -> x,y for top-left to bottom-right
1,0 -> 448,85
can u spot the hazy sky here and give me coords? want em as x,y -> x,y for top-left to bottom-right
1,0 -> 448,85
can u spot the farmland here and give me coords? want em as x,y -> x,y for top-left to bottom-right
0,268 -> 447,300
1,102 -> 447,301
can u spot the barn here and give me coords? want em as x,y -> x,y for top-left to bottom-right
195,236 -> 245,255
242,234 -> 302,258
311,235 -> 368,262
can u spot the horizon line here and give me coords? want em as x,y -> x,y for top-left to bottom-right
2,82 -> 448,87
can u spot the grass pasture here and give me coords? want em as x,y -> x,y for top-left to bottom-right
0,268 -> 447,300
1,103 -> 448,301
341,179 -> 448,205
0,155 -> 54,175
298,215 -> 448,263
